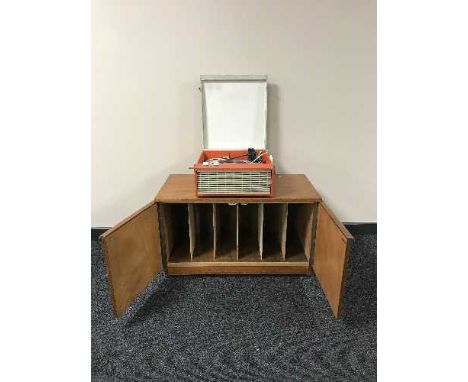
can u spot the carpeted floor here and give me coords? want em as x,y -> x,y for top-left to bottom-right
91,234 -> 376,381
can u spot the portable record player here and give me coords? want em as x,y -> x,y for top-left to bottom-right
194,75 -> 275,197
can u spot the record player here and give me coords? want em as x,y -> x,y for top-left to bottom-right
194,75 -> 275,197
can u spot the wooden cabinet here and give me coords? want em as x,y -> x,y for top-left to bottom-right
100,174 -> 353,318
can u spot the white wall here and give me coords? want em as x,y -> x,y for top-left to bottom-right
92,0 -> 376,226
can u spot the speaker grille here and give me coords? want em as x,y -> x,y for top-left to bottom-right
197,171 -> 271,195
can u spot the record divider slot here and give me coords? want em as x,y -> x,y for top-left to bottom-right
285,204 -> 314,262
238,203 -> 261,261
213,203 -> 238,261
189,203 -> 215,261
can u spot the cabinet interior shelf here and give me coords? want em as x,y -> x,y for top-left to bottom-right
160,202 -> 315,274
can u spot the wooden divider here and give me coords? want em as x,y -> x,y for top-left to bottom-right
213,204 -> 218,257
188,204 -> 195,260
258,203 -> 264,259
235,204 -> 239,260
280,204 -> 288,260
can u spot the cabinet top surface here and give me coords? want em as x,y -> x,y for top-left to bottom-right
155,174 -> 321,203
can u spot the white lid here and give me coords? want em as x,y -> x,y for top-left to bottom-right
201,75 -> 267,149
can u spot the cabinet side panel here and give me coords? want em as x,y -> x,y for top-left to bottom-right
100,203 -> 162,316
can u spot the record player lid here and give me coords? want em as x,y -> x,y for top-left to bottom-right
201,75 -> 267,149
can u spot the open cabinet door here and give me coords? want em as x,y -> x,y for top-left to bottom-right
100,202 -> 162,316
313,202 -> 353,318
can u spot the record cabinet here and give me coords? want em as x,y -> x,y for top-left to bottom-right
100,174 -> 353,318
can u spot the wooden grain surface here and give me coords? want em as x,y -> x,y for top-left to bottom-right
100,202 -> 162,316
312,202 -> 353,318
155,174 -> 321,203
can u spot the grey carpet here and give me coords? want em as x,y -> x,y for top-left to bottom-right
92,234 -> 376,381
